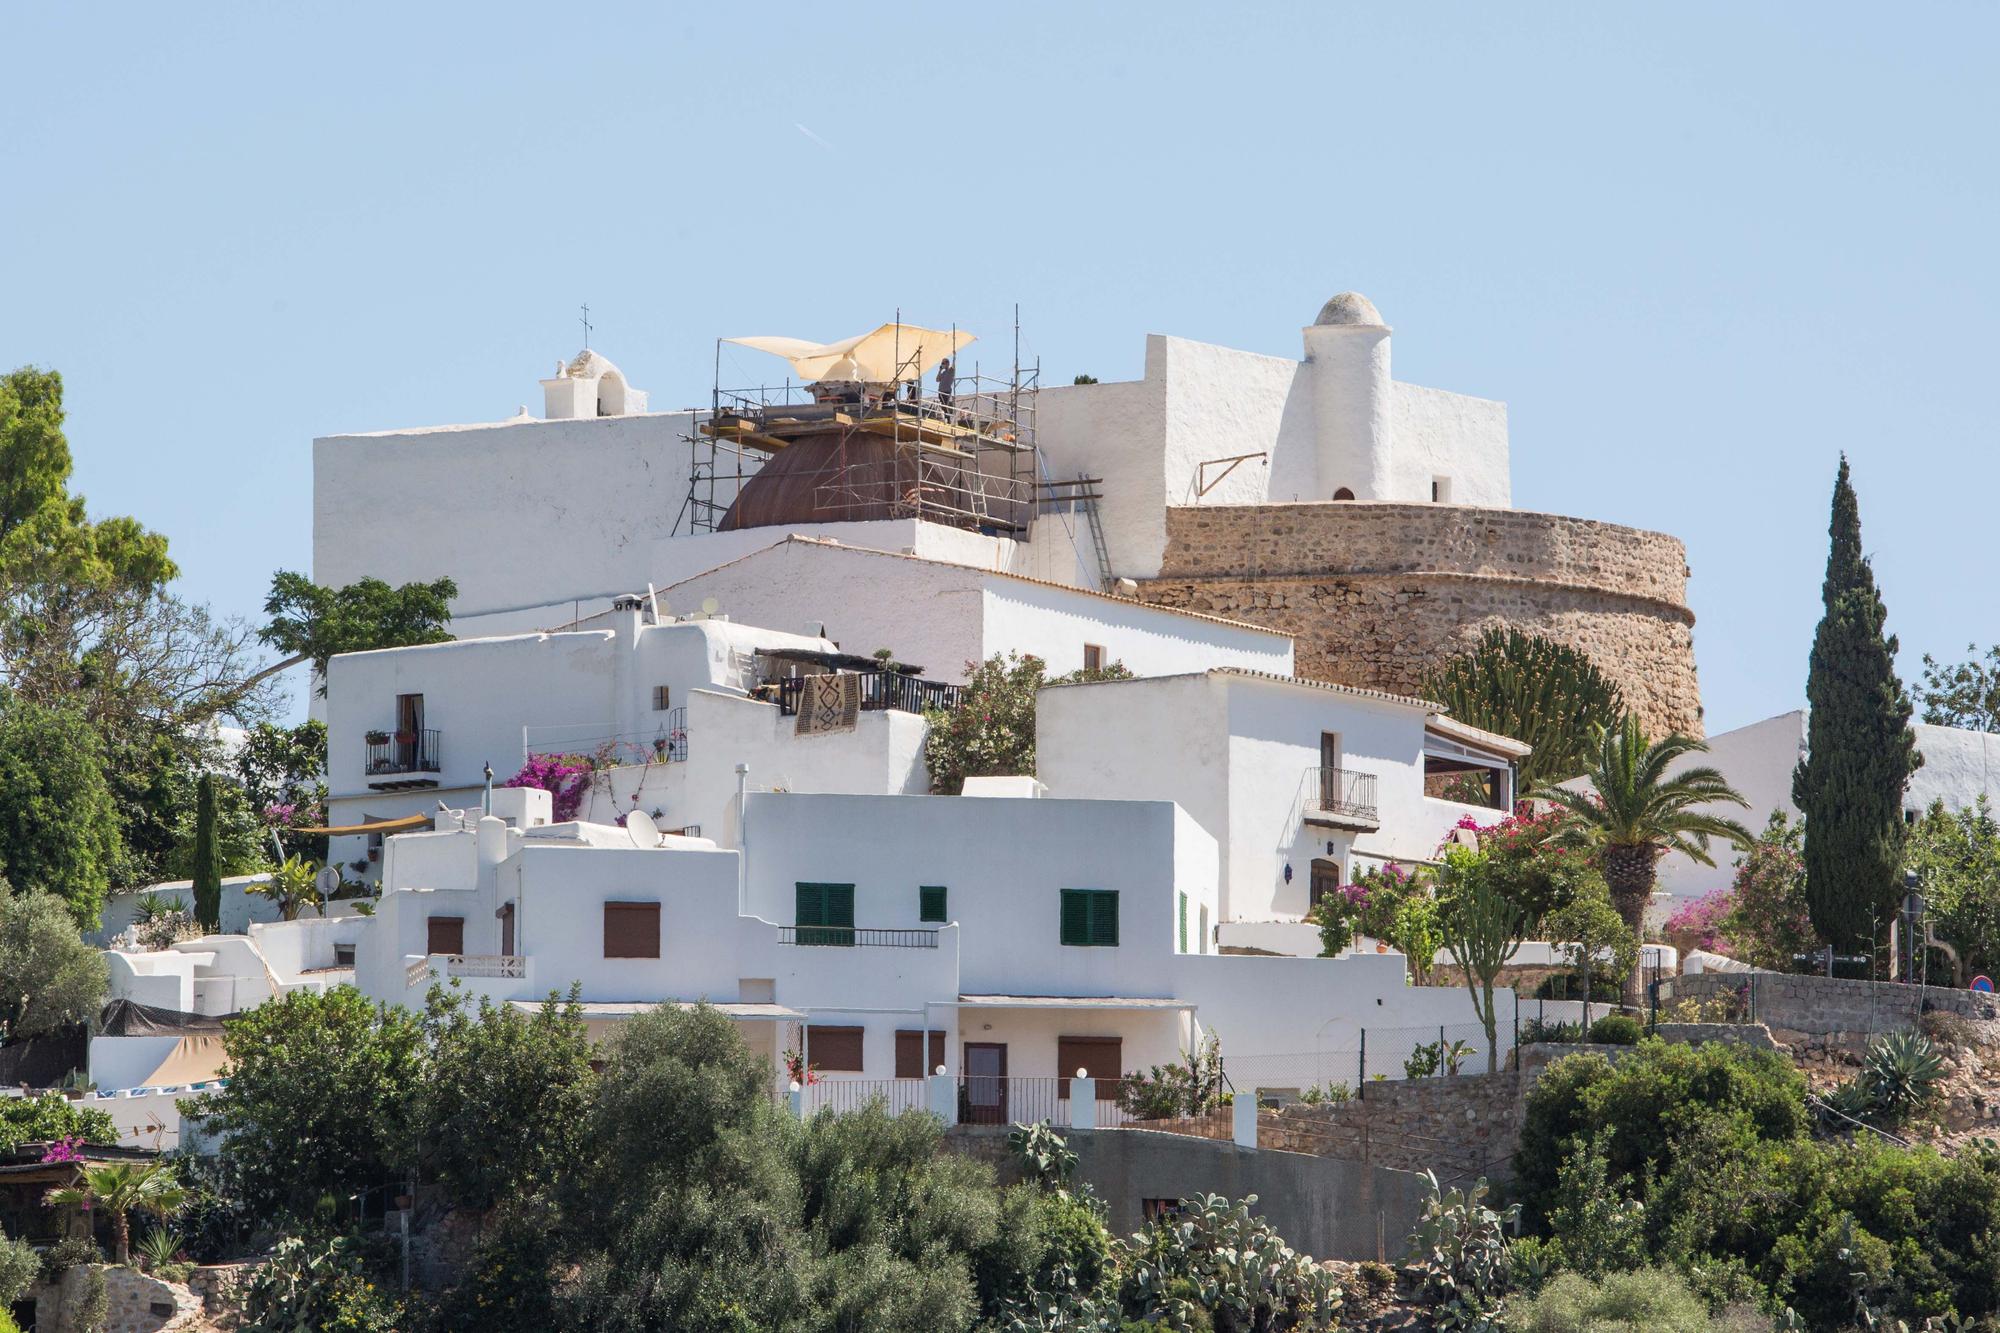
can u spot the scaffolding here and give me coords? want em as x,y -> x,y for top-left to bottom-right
676,319 -> 1043,540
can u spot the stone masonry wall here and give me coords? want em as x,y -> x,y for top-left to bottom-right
1257,1072 -> 1530,1183
1137,503 -> 1704,738
1665,971 -> 2000,1053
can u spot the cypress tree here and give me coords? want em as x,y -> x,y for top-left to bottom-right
192,772 -> 221,930
1792,456 -> 1921,954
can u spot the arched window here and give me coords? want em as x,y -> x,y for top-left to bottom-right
596,371 -> 628,417
1332,487 -> 1355,501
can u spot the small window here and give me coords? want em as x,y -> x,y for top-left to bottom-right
1309,859 -> 1342,910
426,916 -> 464,956
919,885 -> 947,923
603,901 -> 662,958
1177,892 -> 1188,953
1082,643 -> 1105,673
333,942 -> 357,967
894,1030 -> 946,1078
1433,475 -> 1453,503
652,685 -> 671,710
1332,487 -> 1356,501
807,1024 -> 865,1072
1060,889 -> 1119,947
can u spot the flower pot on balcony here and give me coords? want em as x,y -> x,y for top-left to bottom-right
364,731 -> 390,745
394,731 -> 416,745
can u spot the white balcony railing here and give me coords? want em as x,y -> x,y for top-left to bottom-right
405,954 -> 528,987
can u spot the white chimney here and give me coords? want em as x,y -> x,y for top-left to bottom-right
1302,292 -> 1392,501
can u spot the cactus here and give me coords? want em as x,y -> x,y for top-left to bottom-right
1424,628 -> 1625,789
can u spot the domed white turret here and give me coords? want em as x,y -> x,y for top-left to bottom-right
1302,292 -> 1393,500
1313,292 -> 1385,327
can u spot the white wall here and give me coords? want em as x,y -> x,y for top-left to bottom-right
313,410 -> 695,625
91,874 -> 280,947
980,580 -> 1291,680
1390,381 -> 1510,508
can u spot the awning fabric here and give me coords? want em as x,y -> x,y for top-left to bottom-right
725,323 -> 975,384
133,1034 -> 229,1090
292,814 -> 432,837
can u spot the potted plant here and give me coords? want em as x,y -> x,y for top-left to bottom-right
364,729 -> 390,745
394,729 -> 417,745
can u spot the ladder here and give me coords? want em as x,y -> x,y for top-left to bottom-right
1078,479 -> 1115,590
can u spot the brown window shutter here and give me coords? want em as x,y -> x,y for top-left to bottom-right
808,1025 -> 865,1073
603,902 -> 662,959
894,1030 -> 946,1079
1056,1036 -> 1123,1099
426,916 -> 464,956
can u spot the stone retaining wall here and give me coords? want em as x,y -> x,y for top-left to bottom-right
1665,971 -> 2000,1041
37,1265 -> 204,1333
1137,503 -> 1703,737
1258,1071 -> 1529,1182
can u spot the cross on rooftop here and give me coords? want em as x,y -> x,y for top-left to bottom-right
580,303 -> 592,349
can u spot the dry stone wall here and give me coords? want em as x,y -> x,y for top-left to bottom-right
1137,502 -> 1704,738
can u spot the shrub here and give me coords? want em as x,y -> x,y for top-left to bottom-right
1544,1131 -> 1644,1277
924,651 -> 1130,794
0,1231 -> 35,1306
1121,1192 -> 1341,1330
1356,1260 -> 1395,1293
1510,1267 -> 1716,1333
1520,1018 -> 1582,1045
501,753 -> 594,822
236,1234 -> 403,1333
1919,1007 -> 1980,1051
1117,1035 -> 1225,1120
1587,1014 -> 1643,1046
38,1235 -> 100,1281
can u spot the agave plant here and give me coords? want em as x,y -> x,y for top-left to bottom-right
1818,1077 -> 1880,1125
1863,1030 -> 1945,1121
135,1226 -> 183,1271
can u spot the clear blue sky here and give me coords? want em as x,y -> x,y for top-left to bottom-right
4,4 -> 1994,733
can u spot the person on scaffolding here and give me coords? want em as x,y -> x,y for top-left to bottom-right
935,356 -> 955,411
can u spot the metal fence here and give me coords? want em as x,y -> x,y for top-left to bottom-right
803,1078 -> 931,1117
1223,1020 -> 1512,1103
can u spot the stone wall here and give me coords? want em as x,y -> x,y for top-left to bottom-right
1136,502 -> 1703,737
37,1265 -> 204,1333
1664,970 -> 2000,1054
1258,1071 -> 1529,1184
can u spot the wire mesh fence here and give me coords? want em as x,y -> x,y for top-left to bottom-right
1224,1020 -> 1509,1104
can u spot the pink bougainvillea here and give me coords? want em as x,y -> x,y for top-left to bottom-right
503,753 -> 595,822
40,1136 -> 82,1165
1663,888 -> 1738,957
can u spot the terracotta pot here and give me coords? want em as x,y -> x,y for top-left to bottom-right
1375,943 -> 1389,953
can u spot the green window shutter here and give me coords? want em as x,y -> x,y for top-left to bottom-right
826,884 -> 854,928
1178,893 -> 1188,953
796,882 -> 823,926
1091,891 -> 1120,947
919,886 -> 947,923
796,883 -> 854,946
1060,890 -> 1090,946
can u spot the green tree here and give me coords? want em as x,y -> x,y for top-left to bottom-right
0,1092 -> 116,1151
1424,628 -> 1627,789
1917,642 -> 2000,732
1904,797 -> 2000,982
414,985 -> 594,1210
243,854 -> 322,923
1537,718 -> 1752,1007
164,772 -> 265,883
237,720 -> 328,860
0,883 -> 109,1039
1792,456 -> 1922,955
185,987 -> 421,1223
44,1161 -> 185,1264
922,651 -> 1131,794
255,570 -> 458,694
0,700 -> 121,927
1545,885 -> 1637,1030
1437,845 -> 1527,1073
1722,811 -> 1817,971
190,773 -> 220,930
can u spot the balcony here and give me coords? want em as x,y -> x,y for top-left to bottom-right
778,926 -> 940,949
1303,766 -> 1380,831
772,670 -> 965,717
406,954 -> 527,987
365,728 -> 442,791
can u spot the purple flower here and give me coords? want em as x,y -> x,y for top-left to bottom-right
40,1136 -> 82,1165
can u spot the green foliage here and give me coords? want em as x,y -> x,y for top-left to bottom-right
244,854 -> 322,923
1538,718 -> 1751,1005
1587,1014 -> 1643,1046
1861,1030 -> 1944,1125
1009,1119 -> 1080,1192
1905,798 -> 2000,981
0,1229 -> 38,1306
1122,1192 -> 1342,1331
1722,811 -> 1817,971
923,651 -> 1131,794
0,1094 -> 114,1153
1116,1034 -> 1225,1120
38,1234 -> 100,1281
1510,1268 -> 1718,1333
237,1233 -> 404,1333
186,987 -> 421,1223
1545,1130 -> 1646,1277
1402,1172 -> 1517,1330
1437,845 -> 1527,1073
1424,627 -> 1628,789
1918,642 -> 2000,733
238,720 -> 329,860
191,772 -> 220,929
258,569 -> 459,691
1471,805 -> 1606,928
70,1265 -> 107,1333
1547,884 -> 1638,1017
1515,1041 -> 1809,1231
0,701 -> 121,926
1793,456 -> 1923,954
45,1160 -> 187,1264
414,985 -> 594,1209
0,883 -> 108,1039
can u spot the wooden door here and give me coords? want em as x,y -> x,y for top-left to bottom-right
427,915 -> 464,956
962,1042 -> 1008,1124
499,902 -> 515,956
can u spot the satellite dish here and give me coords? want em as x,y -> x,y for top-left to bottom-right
314,865 -> 342,897
701,597 -> 720,615
625,809 -> 661,848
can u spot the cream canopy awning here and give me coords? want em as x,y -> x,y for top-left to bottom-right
725,323 -> 975,384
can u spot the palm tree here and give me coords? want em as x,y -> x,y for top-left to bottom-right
45,1162 -> 187,1264
1536,717 -> 1753,1007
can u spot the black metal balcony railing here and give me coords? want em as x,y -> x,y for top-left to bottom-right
778,926 -> 940,949
366,728 -> 442,776
1307,766 -> 1379,823
773,671 -> 966,717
